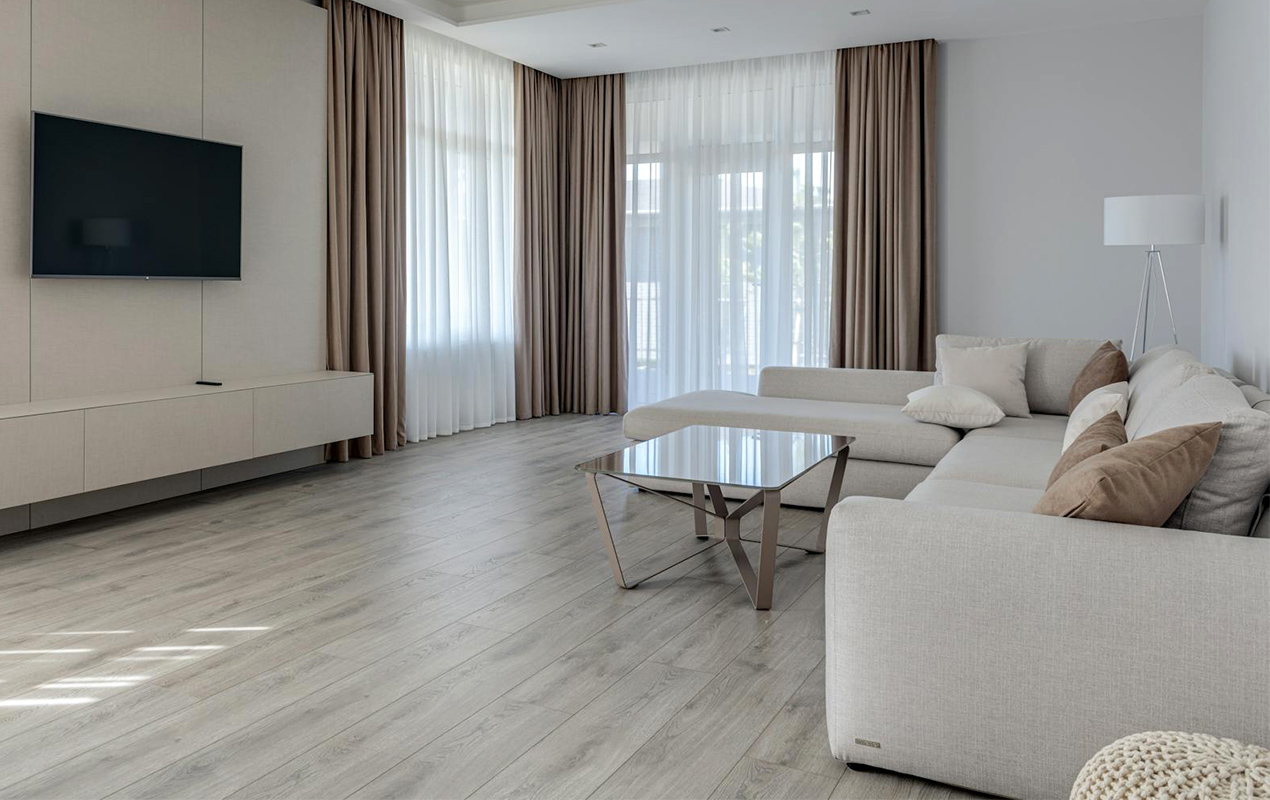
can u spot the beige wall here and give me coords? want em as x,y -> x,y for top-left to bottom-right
0,0 -> 326,404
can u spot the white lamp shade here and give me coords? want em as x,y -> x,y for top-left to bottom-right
1104,194 -> 1205,246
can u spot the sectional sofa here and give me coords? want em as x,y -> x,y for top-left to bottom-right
622,335 -> 1270,799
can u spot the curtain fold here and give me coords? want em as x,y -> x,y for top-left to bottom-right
324,0 -> 406,460
831,39 -> 937,371
513,65 -> 563,419
514,66 -> 627,419
403,26 -> 516,442
561,74 -> 628,416
624,54 -> 836,407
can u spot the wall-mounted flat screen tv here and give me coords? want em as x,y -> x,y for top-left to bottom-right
31,112 -> 242,280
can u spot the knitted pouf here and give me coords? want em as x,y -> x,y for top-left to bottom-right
1071,731 -> 1270,800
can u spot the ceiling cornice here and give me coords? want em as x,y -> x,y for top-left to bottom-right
404,0 -> 635,26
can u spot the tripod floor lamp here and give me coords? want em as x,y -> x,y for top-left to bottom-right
1104,194 -> 1205,360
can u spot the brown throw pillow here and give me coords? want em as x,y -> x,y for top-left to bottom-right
1047,411 -> 1127,487
1069,341 -> 1129,413
1033,421 -> 1222,526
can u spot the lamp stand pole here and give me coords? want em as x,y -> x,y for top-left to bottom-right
1129,245 -> 1179,361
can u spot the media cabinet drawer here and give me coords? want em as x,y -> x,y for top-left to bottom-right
84,391 -> 255,491
0,411 -> 85,508
253,374 -> 373,456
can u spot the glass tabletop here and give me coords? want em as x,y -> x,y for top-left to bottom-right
576,426 -> 853,491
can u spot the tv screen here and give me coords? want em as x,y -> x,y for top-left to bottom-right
31,112 -> 242,280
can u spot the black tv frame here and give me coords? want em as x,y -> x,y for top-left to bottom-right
29,111 -> 244,281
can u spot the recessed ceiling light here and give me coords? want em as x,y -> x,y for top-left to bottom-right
711,26 -> 731,33
588,42 -> 607,48
850,9 -> 871,16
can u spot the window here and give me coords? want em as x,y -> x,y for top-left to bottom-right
403,25 -> 516,441
624,52 -> 836,407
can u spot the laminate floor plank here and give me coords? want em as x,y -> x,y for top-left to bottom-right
0,415 -> 987,800
0,651 -> 364,799
747,661 -> 846,780
343,697 -> 570,800
469,661 -> 714,800
709,757 -> 840,800
590,628 -> 826,799
110,624 -> 510,800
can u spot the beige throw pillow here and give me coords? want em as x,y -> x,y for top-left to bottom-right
1069,341 -> 1128,412
937,342 -> 1031,418
1033,421 -> 1222,526
1063,381 -> 1129,451
901,385 -> 1005,429
1134,374 -> 1270,536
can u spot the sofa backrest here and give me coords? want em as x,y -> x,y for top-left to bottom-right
757,366 -> 934,406
1125,346 -> 1270,536
934,335 -> 1119,416
1125,347 -> 1203,437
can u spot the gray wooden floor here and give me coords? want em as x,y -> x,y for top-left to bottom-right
0,414 -> 985,800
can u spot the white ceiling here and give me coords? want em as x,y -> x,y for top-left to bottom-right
360,0 -> 1206,78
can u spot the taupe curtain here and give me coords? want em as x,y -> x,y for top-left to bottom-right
325,0 -> 406,460
831,40 -> 938,371
561,74 -> 627,415
514,66 -> 627,418
514,65 -> 564,419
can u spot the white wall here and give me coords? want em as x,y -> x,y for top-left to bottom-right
0,0 -> 326,404
0,0 -> 327,533
1201,0 -> 1269,390
939,17 -> 1204,350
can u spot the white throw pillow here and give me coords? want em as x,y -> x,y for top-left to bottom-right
937,342 -> 1031,418
902,385 -> 1005,429
1062,381 -> 1129,452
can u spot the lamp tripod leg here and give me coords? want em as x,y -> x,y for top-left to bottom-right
1130,250 -> 1152,361
1154,250 -> 1179,346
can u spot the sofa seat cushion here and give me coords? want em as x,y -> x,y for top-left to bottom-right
906,478 -> 1043,513
963,414 -> 1068,443
621,390 -> 961,467
927,436 -> 1061,490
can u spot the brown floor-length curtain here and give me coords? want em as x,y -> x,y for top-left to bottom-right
514,64 -> 564,419
561,73 -> 627,416
514,66 -> 627,419
831,40 -> 937,371
325,0 -> 406,459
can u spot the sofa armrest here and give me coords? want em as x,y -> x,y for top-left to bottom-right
825,497 -> 1270,800
757,366 -> 933,405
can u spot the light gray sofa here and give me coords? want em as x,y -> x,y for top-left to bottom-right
624,336 -> 1270,799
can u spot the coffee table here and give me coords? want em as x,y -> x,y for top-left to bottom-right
576,426 -> 852,610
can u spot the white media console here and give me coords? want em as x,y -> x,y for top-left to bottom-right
0,371 -> 373,512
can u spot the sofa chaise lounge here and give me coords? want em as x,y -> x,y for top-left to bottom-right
623,335 -> 1270,799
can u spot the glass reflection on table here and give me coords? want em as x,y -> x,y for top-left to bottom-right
577,425 -> 852,490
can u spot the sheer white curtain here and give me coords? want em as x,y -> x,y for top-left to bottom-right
625,52 -> 836,407
404,26 -> 515,441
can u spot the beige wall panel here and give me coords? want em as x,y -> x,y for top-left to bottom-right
0,410 -> 85,508
32,0 -> 203,136
84,391 -> 254,491
201,0 -> 326,381
0,0 -> 31,405
254,376 -> 373,457
29,0 -> 206,401
30,280 -> 202,400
